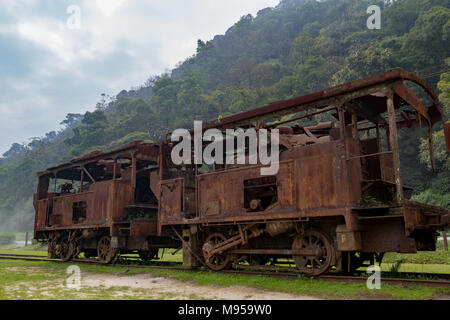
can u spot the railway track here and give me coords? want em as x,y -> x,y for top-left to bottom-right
1,253 -> 449,288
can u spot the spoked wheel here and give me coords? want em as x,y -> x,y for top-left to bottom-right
138,248 -> 159,263
97,236 -> 119,264
59,241 -> 74,262
202,233 -> 232,271
292,229 -> 335,276
47,234 -> 58,259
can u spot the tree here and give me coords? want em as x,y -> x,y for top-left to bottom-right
2,143 -> 26,159
413,72 -> 450,208
401,6 -> 450,72
60,113 -> 83,128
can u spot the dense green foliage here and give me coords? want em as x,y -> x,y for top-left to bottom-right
0,0 -> 449,231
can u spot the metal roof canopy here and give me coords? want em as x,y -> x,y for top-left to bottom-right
194,68 -> 442,132
39,141 -> 159,177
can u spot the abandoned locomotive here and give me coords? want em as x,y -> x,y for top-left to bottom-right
34,69 -> 450,275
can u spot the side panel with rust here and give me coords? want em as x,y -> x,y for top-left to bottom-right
196,161 -> 296,220
159,178 -> 183,223
284,140 -> 361,212
111,180 -> 133,221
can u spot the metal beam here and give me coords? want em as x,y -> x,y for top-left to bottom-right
387,90 -> 403,205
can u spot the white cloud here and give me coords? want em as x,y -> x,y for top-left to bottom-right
0,0 -> 279,155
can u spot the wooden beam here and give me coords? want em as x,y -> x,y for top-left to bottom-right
80,168 -> 84,192
351,112 -> 358,139
443,229 -> 448,251
387,90 -> 403,204
113,158 -> 117,180
131,153 -> 137,191
82,166 -> 96,183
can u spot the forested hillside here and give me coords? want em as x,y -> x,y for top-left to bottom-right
1,0 -> 449,231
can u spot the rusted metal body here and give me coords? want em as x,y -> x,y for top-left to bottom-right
157,68 -> 449,273
33,141 -> 179,263
34,68 -> 449,273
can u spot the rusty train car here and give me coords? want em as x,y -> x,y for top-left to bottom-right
34,68 -> 450,275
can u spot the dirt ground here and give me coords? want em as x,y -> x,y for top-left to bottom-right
81,272 -> 318,300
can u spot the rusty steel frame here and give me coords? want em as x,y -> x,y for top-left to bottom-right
34,69 -> 450,269
157,69 -> 449,259
185,68 -> 442,132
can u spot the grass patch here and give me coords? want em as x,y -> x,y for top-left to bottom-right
0,259 -> 163,300
148,269 -> 450,300
383,241 -> 449,265
380,263 -> 450,274
0,259 -> 448,300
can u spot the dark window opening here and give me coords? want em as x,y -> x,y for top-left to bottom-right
244,176 -> 278,212
135,176 -> 157,204
72,201 -> 87,223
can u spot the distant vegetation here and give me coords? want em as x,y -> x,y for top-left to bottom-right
0,0 -> 449,231
0,233 -> 15,245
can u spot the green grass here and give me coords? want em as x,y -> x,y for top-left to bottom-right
0,259 -> 167,300
380,263 -> 450,274
0,246 -> 48,255
0,238 -> 448,300
383,241 -> 449,265
0,258 -> 448,300
149,269 -> 450,300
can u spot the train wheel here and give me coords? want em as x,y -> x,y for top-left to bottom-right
202,233 -> 231,271
138,248 -> 159,263
47,234 -> 58,259
97,236 -> 118,264
292,229 -> 334,276
60,242 -> 74,262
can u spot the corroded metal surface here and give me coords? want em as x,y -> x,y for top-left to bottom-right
33,69 -> 449,273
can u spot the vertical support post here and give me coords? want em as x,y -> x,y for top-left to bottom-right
339,105 -> 354,204
195,164 -> 199,217
384,125 -> 391,150
25,232 -> 28,247
376,125 -> 381,151
131,153 -> 137,198
443,229 -> 448,251
351,113 -> 358,140
113,158 -> 117,180
376,124 -> 385,180
80,168 -> 84,193
428,125 -> 435,172
387,91 -> 403,205
338,105 -> 346,140
182,228 -> 202,268
49,171 -> 57,227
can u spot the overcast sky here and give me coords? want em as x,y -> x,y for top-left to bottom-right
0,0 -> 279,155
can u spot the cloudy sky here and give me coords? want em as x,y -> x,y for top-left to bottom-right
0,0 -> 279,155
